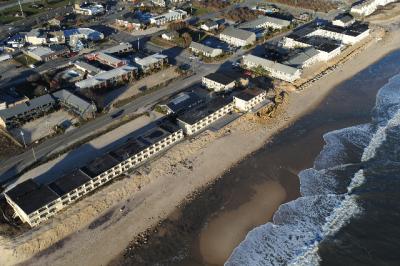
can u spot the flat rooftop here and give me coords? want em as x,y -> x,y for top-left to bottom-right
177,96 -> 233,125
235,88 -> 265,101
5,179 -> 59,215
48,169 -> 91,196
109,138 -> 149,162
203,72 -> 236,85
80,154 -> 120,178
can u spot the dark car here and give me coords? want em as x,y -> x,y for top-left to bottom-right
111,109 -> 124,118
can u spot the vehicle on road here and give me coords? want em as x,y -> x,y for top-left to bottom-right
111,109 -> 124,118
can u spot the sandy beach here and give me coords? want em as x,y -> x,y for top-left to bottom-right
1,7 -> 400,266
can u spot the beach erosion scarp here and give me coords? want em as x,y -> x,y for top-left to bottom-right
2,11 -> 400,266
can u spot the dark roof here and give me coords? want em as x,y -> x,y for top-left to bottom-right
321,21 -> 369,37
109,138 -> 148,162
203,20 -> 218,28
177,96 -> 233,125
48,170 -> 91,196
50,44 -> 69,52
203,72 -> 236,85
166,92 -> 204,114
122,12 -> 141,23
235,88 -> 265,101
334,13 -> 354,23
6,179 -> 59,215
80,154 -> 120,178
0,94 -> 56,120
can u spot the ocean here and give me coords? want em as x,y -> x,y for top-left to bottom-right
226,58 -> 400,265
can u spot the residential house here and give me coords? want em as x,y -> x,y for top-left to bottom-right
189,42 -> 223,58
23,45 -> 69,62
134,53 -> 168,73
332,13 -> 355,28
25,29 -> 47,45
200,20 -> 219,31
219,27 -> 256,47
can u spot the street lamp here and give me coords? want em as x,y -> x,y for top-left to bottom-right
20,130 -> 26,147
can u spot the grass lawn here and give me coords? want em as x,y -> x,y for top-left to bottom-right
193,6 -> 212,16
14,54 -> 38,66
0,0 -> 73,24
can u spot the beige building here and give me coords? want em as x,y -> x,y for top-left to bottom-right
219,27 -> 256,47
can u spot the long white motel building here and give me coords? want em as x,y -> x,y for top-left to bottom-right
149,9 -> 187,26
242,54 -> 301,83
351,0 -> 397,16
5,122 -> 184,227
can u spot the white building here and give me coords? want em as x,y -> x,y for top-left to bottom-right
202,72 -> 236,92
233,88 -> 267,112
177,97 -> 234,135
75,65 -> 138,90
189,42 -> 223,58
242,54 -> 301,82
351,0 -> 397,16
64,28 -> 104,42
200,20 -> 219,31
74,3 -> 104,16
151,0 -> 189,7
161,31 -> 178,41
134,53 -> 168,73
5,123 -> 184,227
150,9 -> 187,26
25,29 -> 47,45
239,15 -> 291,30
332,14 -> 355,28
283,47 -> 322,68
219,27 -> 256,47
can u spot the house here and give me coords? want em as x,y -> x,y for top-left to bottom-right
48,18 -> 61,28
332,13 -> 355,28
23,45 -> 69,62
52,90 -> 97,119
177,96 -> 234,135
189,42 -> 223,58
161,31 -> 178,41
25,29 -> 47,45
134,53 -> 168,73
242,54 -> 301,82
149,9 -> 187,26
233,88 -> 267,112
6,33 -> 25,48
74,3 -> 104,16
64,28 -> 104,42
351,0 -> 396,16
200,20 -> 219,31
238,15 -> 291,30
48,31 -> 66,44
101,43 -> 134,55
151,0 -> 190,7
202,72 -> 236,92
115,13 -> 142,30
219,27 -> 256,47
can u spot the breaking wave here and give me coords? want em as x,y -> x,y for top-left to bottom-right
225,73 -> 400,266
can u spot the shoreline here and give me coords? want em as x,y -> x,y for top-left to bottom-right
1,12 -> 400,266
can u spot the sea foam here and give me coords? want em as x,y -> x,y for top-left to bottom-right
225,73 -> 400,266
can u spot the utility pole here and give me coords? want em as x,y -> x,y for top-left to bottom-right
18,0 -> 24,18
137,37 -> 140,50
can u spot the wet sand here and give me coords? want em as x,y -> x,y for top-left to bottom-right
199,181 -> 287,265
